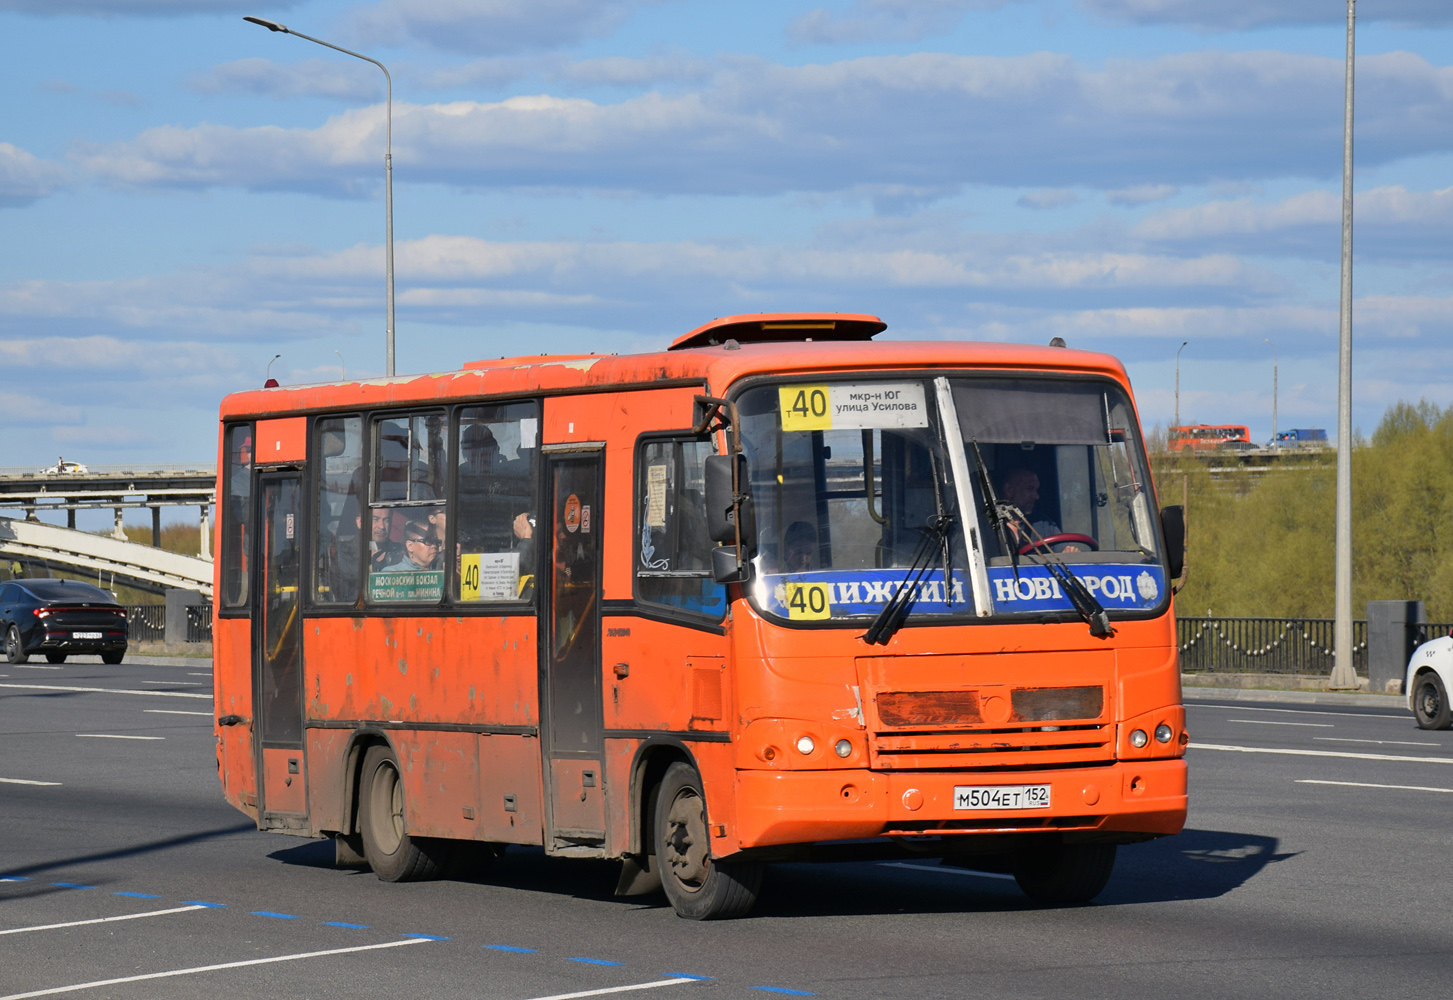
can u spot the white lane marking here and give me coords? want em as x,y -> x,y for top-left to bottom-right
523,980 -> 701,1000
0,683 -> 208,700
0,778 -> 61,787
187,672 -> 211,677
0,905 -> 205,937
76,734 -> 165,741
881,861 -> 1015,881
139,680 -> 204,686
12,666 -> 62,671
1227,719 -> 1333,728
0,936 -> 432,999
143,709 -> 211,717
1188,705 -> 1406,720
1315,737 -> 1440,748
1297,779 -> 1453,795
1193,743 -> 1453,764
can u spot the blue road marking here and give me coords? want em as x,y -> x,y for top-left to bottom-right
485,945 -> 538,953
569,958 -> 625,966
51,883 -> 95,889
252,911 -> 299,919
664,974 -> 715,981
750,989 -> 816,996
181,901 -> 226,908
322,921 -> 370,929
0,876 -> 30,882
401,933 -> 450,941
113,892 -> 160,898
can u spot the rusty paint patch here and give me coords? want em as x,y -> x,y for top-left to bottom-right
398,658 -> 408,675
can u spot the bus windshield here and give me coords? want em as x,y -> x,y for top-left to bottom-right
737,375 -> 1165,626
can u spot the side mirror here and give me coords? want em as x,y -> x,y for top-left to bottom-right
711,545 -> 750,584
1160,505 -> 1185,582
704,454 -> 754,547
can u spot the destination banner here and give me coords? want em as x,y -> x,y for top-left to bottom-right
758,563 -> 1165,620
369,569 -> 444,603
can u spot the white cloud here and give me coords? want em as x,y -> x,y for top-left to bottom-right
72,51 -> 1453,200
0,143 -> 68,207
0,392 -> 81,426
1018,188 -> 1079,209
787,0 -> 1018,44
187,58 -> 382,102
0,0 -> 295,15
1080,0 -> 1453,31
414,52 -> 713,92
345,0 -> 667,56
1107,184 -> 1177,206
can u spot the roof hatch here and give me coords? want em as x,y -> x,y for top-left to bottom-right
668,312 -> 887,351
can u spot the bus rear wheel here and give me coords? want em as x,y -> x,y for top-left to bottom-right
654,762 -> 762,920
359,745 -> 449,882
1011,840 -> 1116,905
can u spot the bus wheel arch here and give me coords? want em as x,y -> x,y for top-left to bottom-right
356,742 -> 450,882
653,760 -> 763,919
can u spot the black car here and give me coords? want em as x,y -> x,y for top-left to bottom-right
1,578 -> 127,664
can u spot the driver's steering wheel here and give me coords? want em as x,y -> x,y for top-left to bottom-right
1019,533 -> 1098,555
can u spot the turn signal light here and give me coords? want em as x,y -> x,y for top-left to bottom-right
1129,728 -> 1148,748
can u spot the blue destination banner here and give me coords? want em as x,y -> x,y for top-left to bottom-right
759,563 -> 1165,620
986,564 -> 1165,612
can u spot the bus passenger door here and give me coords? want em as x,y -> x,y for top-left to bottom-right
541,450 -> 607,852
252,473 -> 307,830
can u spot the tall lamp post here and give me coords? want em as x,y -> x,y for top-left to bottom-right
1264,338 -> 1278,446
1330,0 -> 1358,690
1174,340 -> 1189,432
245,16 -> 396,377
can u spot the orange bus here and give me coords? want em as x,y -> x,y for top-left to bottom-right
213,313 -> 1187,919
1167,424 -> 1251,451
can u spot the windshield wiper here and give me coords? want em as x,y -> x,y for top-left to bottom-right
862,513 -> 953,646
969,440 -> 1113,639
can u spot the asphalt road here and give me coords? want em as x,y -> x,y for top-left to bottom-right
3,658 -> 1450,999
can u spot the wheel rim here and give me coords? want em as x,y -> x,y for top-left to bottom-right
6,628 -> 15,658
663,787 -> 710,892
369,761 -> 404,854
1420,682 -> 1441,720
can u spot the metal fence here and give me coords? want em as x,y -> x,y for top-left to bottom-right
1178,617 -> 1453,676
122,604 -> 212,644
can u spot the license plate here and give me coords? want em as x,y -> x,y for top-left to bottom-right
954,784 -> 1051,810
73,631 -> 102,639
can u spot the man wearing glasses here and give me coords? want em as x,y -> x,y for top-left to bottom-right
384,517 -> 442,572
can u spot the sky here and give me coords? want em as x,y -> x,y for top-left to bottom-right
3,0 -> 1452,492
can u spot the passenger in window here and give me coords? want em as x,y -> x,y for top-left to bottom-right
328,513 -> 362,604
384,518 -> 441,572
370,508 -> 398,572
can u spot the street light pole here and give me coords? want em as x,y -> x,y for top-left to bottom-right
1331,0 -> 1358,690
334,349 -> 346,381
1264,338 -> 1277,446
244,16 -> 395,377
1174,340 -> 1189,432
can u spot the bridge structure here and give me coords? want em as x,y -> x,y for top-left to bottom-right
0,464 -> 215,596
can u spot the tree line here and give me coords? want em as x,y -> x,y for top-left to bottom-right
1150,400 -> 1453,622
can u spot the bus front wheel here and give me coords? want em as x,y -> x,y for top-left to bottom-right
359,745 -> 449,882
1011,840 -> 1116,905
654,762 -> 762,920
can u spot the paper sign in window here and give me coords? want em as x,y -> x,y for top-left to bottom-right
646,464 -> 668,528
460,552 -> 520,601
779,382 -> 928,432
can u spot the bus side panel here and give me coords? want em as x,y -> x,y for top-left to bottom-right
213,615 -> 256,818
306,729 -> 348,834
604,738 -> 637,857
478,733 -> 545,845
603,616 -> 730,733
305,615 -> 538,727
1113,620 -> 1181,721
692,741 -> 742,858
394,730 -> 480,841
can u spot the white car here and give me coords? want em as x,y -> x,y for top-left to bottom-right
1407,635 -> 1453,729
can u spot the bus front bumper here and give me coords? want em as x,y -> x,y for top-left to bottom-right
731,758 -> 1186,851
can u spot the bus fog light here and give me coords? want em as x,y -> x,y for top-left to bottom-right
834,739 -> 852,758
795,736 -> 815,755
1129,728 -> 1148,748
1154,724 -> 1173,744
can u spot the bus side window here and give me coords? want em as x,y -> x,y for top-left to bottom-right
367,412 -> 447,604
221,423 -> 253,608
635,438 -> 726,619
312,416 -> 363,605
454,401 -> 539,605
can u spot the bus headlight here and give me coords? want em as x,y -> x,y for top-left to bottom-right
795,736 -> 816,755
1129,729 -> 1148,748
1154,724 -> 1173,744
835,739 -> 852,758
